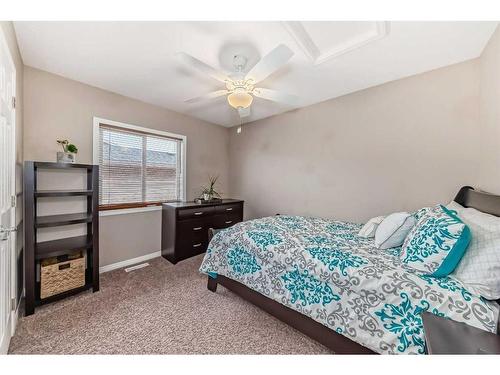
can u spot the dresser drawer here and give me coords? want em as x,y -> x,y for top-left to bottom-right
216,203 -> 242,215
213,213 -> 242,229
178,236 -> 207,251
176,240 -> 208,261
177,220 -> 209,260
177,206 -> 215,220
177,219 -> 209,243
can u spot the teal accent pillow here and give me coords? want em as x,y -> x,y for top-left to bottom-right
401,205 -> 471,277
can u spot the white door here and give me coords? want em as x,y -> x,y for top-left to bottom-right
0,29 -> 16,355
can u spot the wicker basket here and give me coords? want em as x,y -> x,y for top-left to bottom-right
40,254 -> 85,299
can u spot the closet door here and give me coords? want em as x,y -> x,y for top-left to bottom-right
0,29 -> 17,354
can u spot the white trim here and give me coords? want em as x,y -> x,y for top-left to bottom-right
92,116 -> 187,207
0,316 -> 11,354
99,251 -> 161,274
11,289 -> 23,337
92,117 -> 100,167
99,205 -> 162,217
93,117 -> 187,145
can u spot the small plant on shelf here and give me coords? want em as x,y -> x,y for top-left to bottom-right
56,139 -> 78,163
200,175 -> 221,202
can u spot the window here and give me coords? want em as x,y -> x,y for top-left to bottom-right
95,119 -> 186,210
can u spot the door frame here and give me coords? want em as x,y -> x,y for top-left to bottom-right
0,25 -> 17,352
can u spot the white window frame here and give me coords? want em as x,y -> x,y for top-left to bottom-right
93,117 -> 187,216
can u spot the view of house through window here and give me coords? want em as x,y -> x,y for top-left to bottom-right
98,123 -> 185,209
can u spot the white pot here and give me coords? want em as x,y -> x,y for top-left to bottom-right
57,152 -> 76,163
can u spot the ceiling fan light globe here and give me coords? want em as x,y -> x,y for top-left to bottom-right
227,90 -> 253,109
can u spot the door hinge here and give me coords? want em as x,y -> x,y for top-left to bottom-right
11,96 -> 15,109
11,195 -> 16,208
11,297 -> 16,311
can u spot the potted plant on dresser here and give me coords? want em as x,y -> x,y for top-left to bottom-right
197,175 -> 222,203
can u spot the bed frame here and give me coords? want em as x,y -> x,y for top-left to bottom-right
206,186 -> 500,354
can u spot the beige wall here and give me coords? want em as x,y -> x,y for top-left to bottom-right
479,25 -> 500,193
1,21 -> 24,305
229,59 -> 481,223
23,66 -> 230,266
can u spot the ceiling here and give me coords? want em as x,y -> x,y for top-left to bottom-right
14,21 -> 498,127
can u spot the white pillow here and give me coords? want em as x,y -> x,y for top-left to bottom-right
450,206 -> 500,300
375,212 -> 416,250
358,216 -> 385,238
446,201 -> 465,214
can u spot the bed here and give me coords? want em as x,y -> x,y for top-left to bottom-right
199,186 -> 500,354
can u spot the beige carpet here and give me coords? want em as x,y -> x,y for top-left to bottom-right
9,254 -> 330,354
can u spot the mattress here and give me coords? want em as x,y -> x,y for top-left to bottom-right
199,215 -> 499,354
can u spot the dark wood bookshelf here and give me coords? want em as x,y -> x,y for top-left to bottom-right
33,161 -> 95,170
35,235 -> 93,260
35,189 -> 93,197
35,283 -> 93,306
35,213 -> 93,228
24,161 -> 99,316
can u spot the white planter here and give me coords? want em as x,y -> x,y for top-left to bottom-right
57,152 -> 76,163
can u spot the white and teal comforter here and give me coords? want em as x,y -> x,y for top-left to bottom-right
199,215 -> 499,354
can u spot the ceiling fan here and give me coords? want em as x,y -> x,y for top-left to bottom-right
179,44 -> 299,119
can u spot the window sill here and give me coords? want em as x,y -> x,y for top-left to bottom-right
99,205 -> 162,217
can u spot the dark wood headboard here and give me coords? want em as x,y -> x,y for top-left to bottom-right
454,186 -> 500,217
454,186 -> 500,312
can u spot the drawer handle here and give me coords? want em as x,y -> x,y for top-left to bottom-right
226,208 -> 233,211
193,243 -> 202,248
193,227 -> 202,231
59,263 -> 71,270
225,221 -> 233,224
194,212 -> 203,216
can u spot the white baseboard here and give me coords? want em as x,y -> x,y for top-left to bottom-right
99,251 -> 161,274
3,290 -> 23,354
11,289 -> 24,335
0,315 -> 11,354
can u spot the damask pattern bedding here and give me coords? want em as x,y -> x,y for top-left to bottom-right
199,215 -> 499,354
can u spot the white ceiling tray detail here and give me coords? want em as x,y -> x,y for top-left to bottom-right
283,21 -> 390,65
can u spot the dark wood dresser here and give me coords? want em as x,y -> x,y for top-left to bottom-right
161,199 -> 244,264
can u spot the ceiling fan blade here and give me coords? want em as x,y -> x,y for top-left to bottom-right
238,107 -> 251,118
253,88 -> 299,106
178,52 -> 230,83
185,90 -> 229,104
245,44 -> 294,84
